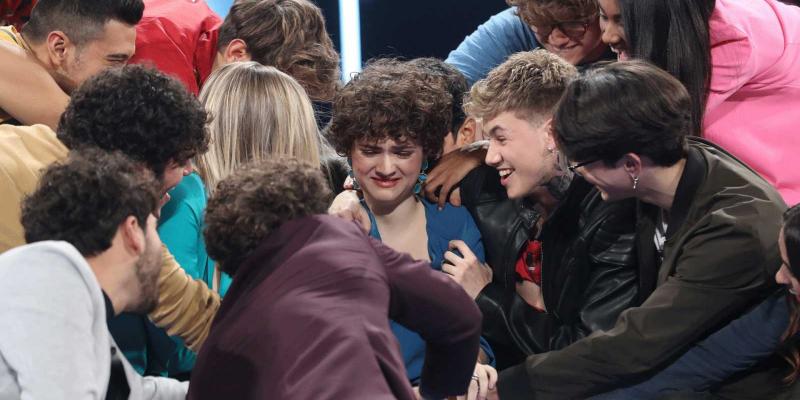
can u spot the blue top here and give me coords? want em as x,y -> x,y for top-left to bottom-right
364,197 -> 494,384
591,289 -> 790,399
446,7 -> 540,86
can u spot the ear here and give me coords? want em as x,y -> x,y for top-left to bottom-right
45,31 -> 71,67
544,118 -> 557,150
456,117 -> 477,146
119,216 -> 145,257
222,39 -> 252,63
621,153 -> 643,177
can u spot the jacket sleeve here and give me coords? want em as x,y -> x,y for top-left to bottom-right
497,215 -> 778,400
548,205 -> 639,350
148,245 -> 220,352
371,237 -> 482,399
445,7 -> 538,85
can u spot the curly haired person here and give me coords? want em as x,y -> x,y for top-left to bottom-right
187,158 -> 482,400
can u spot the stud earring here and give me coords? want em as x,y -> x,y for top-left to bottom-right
414,159 -> 429,195
632,176 -> 639,191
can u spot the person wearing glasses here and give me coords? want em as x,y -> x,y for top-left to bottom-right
491,60 -> 787,400
446,0 -> 614,85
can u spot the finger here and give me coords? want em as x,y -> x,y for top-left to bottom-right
343,176 -> 354,190
450,187 -> 462,207
487,366 -> 498,390
448,240 -> 476,261
437,184 -> 449,210
441,263 -> 458,277
442,250 -> 464,266
467,380 -> 478,400
353,208 -> 371,233
478,369 -> 489,400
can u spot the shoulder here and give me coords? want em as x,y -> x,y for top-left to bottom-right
423,198 -> 478,229
161,173 -> 207,217
0,241 -> 99,305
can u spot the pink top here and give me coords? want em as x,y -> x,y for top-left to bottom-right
705,0 -> 800,205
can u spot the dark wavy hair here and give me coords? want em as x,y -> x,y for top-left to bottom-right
407,57 -> 468,141
21,148 -> 160,257
554,60 -> 689,167
204,157 -> 331,276
217,0 -> 340,101
24,0 -> 143,45
327,58 -> 451,160
57,65 -> 209,180
619,0 -> 715,136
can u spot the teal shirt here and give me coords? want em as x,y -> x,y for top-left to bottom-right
109,173 -> 231,377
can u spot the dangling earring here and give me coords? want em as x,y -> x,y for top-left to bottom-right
414,159 -> 429,195
346,158 -> 360,191
632,176 -> 639,191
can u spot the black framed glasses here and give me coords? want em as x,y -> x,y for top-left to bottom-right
568,159 -> 599,176
531,19 -> 594,43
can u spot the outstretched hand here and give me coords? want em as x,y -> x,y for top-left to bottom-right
423,144 -> 487,209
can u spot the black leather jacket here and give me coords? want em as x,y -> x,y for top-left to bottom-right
460,166 -> 644,368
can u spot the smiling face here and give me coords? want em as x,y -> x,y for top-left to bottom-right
571,157 -> 633,201
350,137 -> 425,210
530,16 -> 607,65
598,0 -> 629,59
484,111 -> 557,199
55,19 -> 137,93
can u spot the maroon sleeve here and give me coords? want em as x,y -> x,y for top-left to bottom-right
369,237 -> 482,399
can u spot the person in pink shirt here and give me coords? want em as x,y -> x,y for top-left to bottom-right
597,0 -> 800,204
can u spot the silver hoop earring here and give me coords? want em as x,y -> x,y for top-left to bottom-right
632,176 -> 639,191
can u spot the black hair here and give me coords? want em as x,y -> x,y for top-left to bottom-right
784,204 -> 800,278
21,149 -> 160,257
620,0 -> 715,136
554,60 -> 689,167
24,0 -> 144,45
57,65 -> 209,179
407,57 -> 469,141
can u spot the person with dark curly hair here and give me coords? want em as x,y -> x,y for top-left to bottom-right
0,149 -> 187,398
0,0 -> 144,128
0,65 -> 220,380
187,158 -> 482,400
327,58 -> 497,394
447,0 -> 613,85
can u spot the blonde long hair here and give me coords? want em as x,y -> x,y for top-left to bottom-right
196,61 -> 322,192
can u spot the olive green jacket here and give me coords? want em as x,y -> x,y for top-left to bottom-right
498,138 -> 787,399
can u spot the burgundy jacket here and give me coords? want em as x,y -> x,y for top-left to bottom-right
187,215 -> 482,399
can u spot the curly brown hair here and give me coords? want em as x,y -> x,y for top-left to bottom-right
327,59 -> 451,159
217,0 -> 340,102
465,49 -> 577,123
22,148 -> 160,257
506,0 -> 598,28
204,157 -> 332,276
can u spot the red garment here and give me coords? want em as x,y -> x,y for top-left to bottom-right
515,239 -> 542,285
131,0 -> 222,95
0,0 -> 36,31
